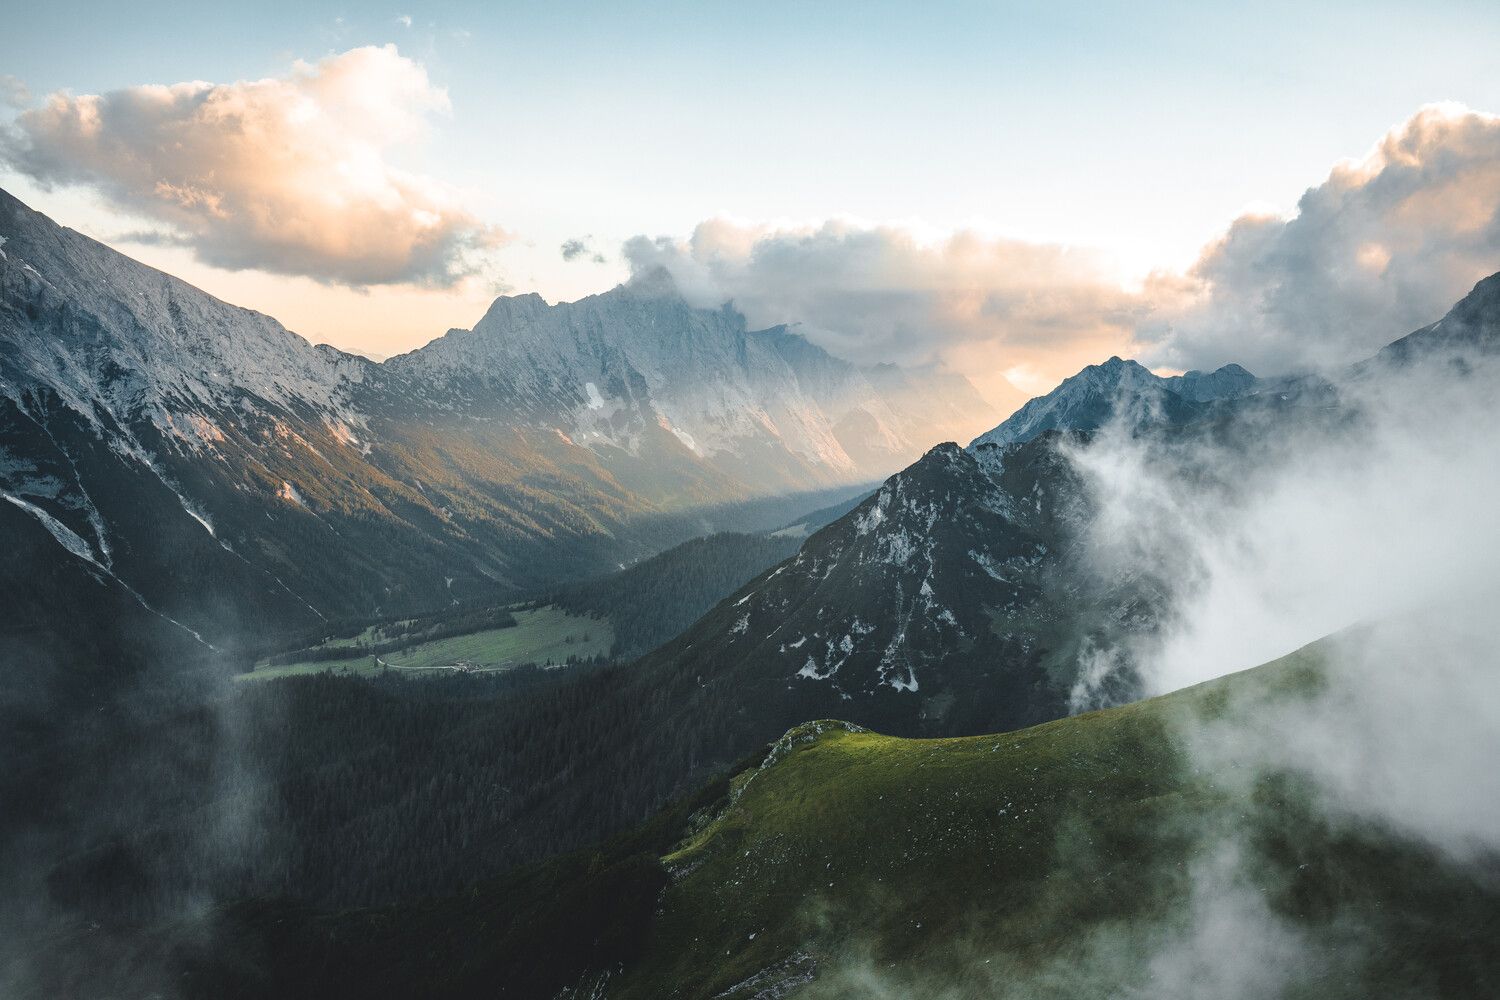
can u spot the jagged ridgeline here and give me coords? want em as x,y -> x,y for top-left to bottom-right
0,186 -> 995,658
36,637 -> 1500,999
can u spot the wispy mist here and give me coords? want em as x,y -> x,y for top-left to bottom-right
1067,351 -> 1500,697
807,333 -> 1500,999
1050,326 -> 1500,992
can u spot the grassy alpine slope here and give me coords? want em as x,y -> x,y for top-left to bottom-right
631,637 -> 1498,999
33,634 -> 1500,999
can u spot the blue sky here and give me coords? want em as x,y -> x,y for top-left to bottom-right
3,1 -> 1500,392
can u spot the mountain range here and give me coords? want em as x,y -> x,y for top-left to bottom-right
970,356 -> 1266,449
639,272 -> 1500,732
335,266 -> 1496,895
0,187 -> 996,657
5,180 -> 1500,1000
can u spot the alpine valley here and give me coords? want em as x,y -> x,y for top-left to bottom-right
4,181 -> 1500,1000
0,187 -> 995,659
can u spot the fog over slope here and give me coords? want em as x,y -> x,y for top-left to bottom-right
793,312 -> 1500,998
1043,292 -> 1500,997
1069,356 -> 1500,697
1069,278 -> 1500,838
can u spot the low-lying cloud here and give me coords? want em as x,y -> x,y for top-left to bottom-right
1065,332 -> 1500,865
626,105 -> 1500,391
624,221 -> 1140,402
0,45 -> 505,286
1070,355 -> 1500,695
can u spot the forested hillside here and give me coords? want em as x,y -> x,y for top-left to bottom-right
551,533 -> 802,658
27,632 -> 1500,1000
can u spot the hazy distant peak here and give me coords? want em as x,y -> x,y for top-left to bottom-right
1085,356 -> 1155,380
621,264 -> 682,299
1373,269 -> 1500,367
472,290 -> 550,329
1161,362 -> 1260,402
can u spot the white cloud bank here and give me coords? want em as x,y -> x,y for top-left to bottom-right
623,220 -> 1139,404
1070,355 -> 1500,696
3,63 -> 1496,385
0,45 -> 504,286
1149,103 -> 1500,375
626,105 -> 1500,388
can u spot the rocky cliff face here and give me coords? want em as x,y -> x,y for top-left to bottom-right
391,267 -> 998,493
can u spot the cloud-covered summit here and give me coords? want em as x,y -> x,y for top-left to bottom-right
0,45 -> 505,287
622,220 -> 1137,404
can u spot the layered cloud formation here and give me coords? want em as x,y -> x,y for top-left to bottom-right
627,105 -> 1500,386
1151,104 -> 1500,374
2,56 -> 1495,385
0,45 -> 503,286
624,221 -> 1141,401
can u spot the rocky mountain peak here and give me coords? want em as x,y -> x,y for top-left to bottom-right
620,264 -> 683,300
970,354 -> 1264,451
0,186 -> 364,436
1375,270 -> 1500,366
472,290 -> 550,329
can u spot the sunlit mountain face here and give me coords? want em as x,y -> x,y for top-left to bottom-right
0,190 -> 999,652
3,6 -> 1500,998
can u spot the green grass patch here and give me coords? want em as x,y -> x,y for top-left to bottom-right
238,606 -> 611,681
618,637 -> 1499,998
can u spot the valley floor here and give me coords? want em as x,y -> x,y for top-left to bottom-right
239,605 -> 612,680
